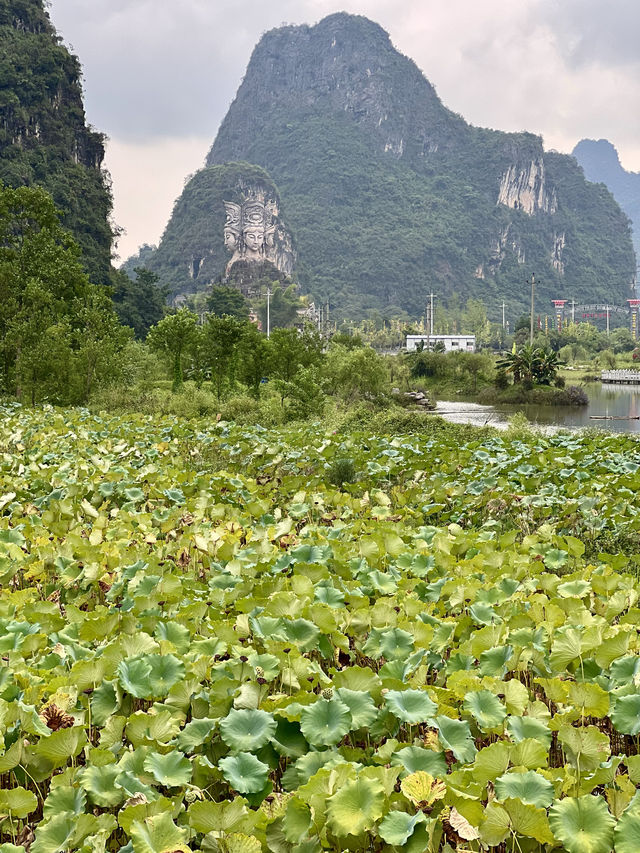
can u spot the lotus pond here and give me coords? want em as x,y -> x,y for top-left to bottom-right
4,404 -> 640,852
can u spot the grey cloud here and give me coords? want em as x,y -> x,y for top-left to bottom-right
49,0 -> 323,141
536,0 -> 640,68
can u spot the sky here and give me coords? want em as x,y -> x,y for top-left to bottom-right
47,0 -> 640,263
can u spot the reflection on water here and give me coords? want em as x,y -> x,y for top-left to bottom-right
436,383 -> 640,434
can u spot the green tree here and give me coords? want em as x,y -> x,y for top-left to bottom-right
111,267 -> 168,339
324,345 -> 388,400
268,327 -> 324,408
206,285 -> 249,320
147,308 -> 198,391
238,323 -> 272,398
202,315 -> 246,399
0,182 -> 127,404
257,284 -> 303,330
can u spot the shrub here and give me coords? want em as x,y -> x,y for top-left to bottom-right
328,458 -> 356,487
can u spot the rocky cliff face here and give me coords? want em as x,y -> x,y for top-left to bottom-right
150,13 -> 635,317
0,0 -> 114,283
573,139 -> 640,272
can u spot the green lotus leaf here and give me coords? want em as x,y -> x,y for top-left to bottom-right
155,621 -> 191,653
548,796 -> 615,853
281,618 -> 321,651
216,834 -> 261,853
187,797 -> 251,834
478,644 -> 513,677
378,810 -> 426,845
143,750 -> 192,787
463,690 -> 507,731
219,752 -> 270,794
558,724 -> 610,772
0,845 -> 26,853
363,627 -> 414,660
504,799 -> 555,845
299,699 -> 352,747
613,805 -> 640,853
271,718 -> 309,759
35,726 -> 86,767
557,579 -> 591,598
609,655 -> 640,685
326,776 -> 385,836
118,657 -> 153,698
174,717 -> 217,752
0,787 -> 37,818
90,681 -> 119,725
282,796 -> 312,844
333,689 -> 377,729
472,742 -> 511,785
31,814 -> 75,853
123,487 -> 145,503
495,770 -> 554,808
129,812 -> 191,853
506,715 -> 552,747
611,694 -> 640,735
434,715 -> 477,763
543,548 -> 569,570
390,745 -> 447,778
78,764 -> 125,807
248,653 -> 280,680
219,708 -> 277,752
163,488 -> 185,504
384,689 -> 437,724
147,654 -> 186,696
42,785 -> 86,819
116,770 -> 158,800
469,603 -> 501,625
314,584 -> 345,608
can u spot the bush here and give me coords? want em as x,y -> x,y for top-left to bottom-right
494,367 -> 509,389
328,458 -> 356,487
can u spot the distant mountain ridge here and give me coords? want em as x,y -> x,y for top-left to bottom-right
573,139 -> 640,271
0,0 -> 114,283
143,13 -> 636,318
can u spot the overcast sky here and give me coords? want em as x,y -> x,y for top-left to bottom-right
48,0 -> 640,262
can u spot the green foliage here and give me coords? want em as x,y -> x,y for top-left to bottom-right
147,308 -> 199,391
0,182 -> 130,403
206,285 -> 250,320
5,406 -> 640,849
111,268 -> 168,340
0,0 -> 114,283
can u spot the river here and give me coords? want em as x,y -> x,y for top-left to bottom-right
436,382 -> 640,434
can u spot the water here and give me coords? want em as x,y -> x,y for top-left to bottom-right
436,382 -> 640,433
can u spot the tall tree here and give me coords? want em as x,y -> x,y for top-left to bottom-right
147,308 -> 198,391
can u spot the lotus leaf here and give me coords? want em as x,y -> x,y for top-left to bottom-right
434,716 -> 477,763
384,689 -> 437,724
613,806 -> 640,853
219,708 -> 277,752
378,810 -> 426,845
400,771 -> 446,806
0,787 -> 37,818
78,764 -> 124,806
30,815 -> 75,853
326,776 -> 385,836
299,699 -> 352,747
143,751 -> 192,787
219,752 -> 270,794
494,770 -> 554,808
463,689 -> 507,730
42,786 -> 86,819
334,688 -> 378,729
549,795 -> 615,853
391,745 -> 447,777
611,694 -> 640,735
129,812 -> 191,853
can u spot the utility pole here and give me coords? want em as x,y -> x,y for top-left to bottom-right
529,273 -> 536,345
571,298 -> 575,325
606,305 -> 610,336
502,301 -> 506,329
266,286 -> 271,339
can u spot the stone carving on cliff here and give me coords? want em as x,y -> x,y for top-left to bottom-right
223,194 -> 294,277
497,159 -> 557,215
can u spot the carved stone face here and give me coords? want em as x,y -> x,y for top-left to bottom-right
243,226 -> 264,256
224,228 -> 239,253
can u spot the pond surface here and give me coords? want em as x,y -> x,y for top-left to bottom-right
436,382 -> 640,433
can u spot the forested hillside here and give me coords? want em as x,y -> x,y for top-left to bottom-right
0,0 -> 115,283
197,13 -> 635,319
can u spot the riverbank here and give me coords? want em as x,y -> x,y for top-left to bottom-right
477,384 -> 588,406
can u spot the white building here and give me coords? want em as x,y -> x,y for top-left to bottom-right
405,334 -> 476,353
